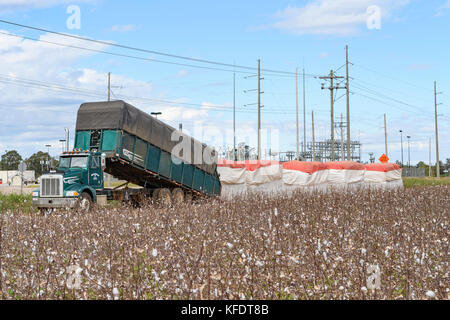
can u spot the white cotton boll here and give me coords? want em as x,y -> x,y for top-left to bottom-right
274,208 -> 278,216
317,239 -> 321,252
323,251 -> 327,261
361,248 -> 367,255
425,290 -> 436,299
275,250 -> 282,256
361,286 -> 368,293
152,248 -> 158,257
290,256 -> 299,264
226,242 -> 233,249
339,286 -> 344,291
256,261 -> 264,267
112,288 -> 119,300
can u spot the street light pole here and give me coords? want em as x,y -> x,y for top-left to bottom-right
45,144 -> 52,171
399,130 -> 404,167
151,112 -> 162,119
406,136 -> 411,168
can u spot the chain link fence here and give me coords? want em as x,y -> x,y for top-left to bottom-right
402,167 -> 426,177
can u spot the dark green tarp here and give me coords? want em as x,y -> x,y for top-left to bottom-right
75,100 -> 217,174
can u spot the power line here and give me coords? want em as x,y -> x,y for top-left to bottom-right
0,31 -> 257,75
0,31 -> 323,80
351,90 -> 437,119
351,83 -> 434,116
0,19 -> 317,77
0,73 -> 314,115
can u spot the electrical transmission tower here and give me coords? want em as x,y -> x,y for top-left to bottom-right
335,114 -> 347,161
243,60 -> 264,160
320,70 -> 345,161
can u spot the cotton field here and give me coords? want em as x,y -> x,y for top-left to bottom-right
0,186 -> 448,300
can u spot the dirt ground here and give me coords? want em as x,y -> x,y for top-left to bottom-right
0,185 -> 35,195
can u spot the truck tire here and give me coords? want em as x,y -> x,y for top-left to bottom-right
158,188 -> 172,206
184,192 -> 193,203
152,188 -> 161,202
171,188 -> 184,205
78,192 -> 93,212
38,208 -> 53,215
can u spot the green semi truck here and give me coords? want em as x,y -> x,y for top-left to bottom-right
32,100 -> 221,211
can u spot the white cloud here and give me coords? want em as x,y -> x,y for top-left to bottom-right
406,63 -> 433,71
269,0 -> 410,36
175,69 -> 188,78
435,0 -> 450,16
111,24 -> 136,32
0,0 -> 96,13
0,30 -> 214,158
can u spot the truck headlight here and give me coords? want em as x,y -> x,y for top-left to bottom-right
32,192 -> 39,197
66,191 -> 79,197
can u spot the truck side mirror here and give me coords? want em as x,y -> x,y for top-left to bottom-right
101,153 -> 106,170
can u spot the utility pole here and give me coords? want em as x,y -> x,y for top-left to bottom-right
233,67 -> 237,161
243,62 -> 263,160
330,71 -> 334,161
296,68 -> 299,160
312,111 -> 316,162
434,81 -> 441,178
320,70 -> 345,161
257,59 -> 261,160
346,45 -> 351,161
384,113 -> 388,157
339,114 -> 344,161
429,137 -> 432,177
108,72 -> 111,102
303,66 -> 306,156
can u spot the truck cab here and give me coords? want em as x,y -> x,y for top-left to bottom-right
32,149 -> 106,212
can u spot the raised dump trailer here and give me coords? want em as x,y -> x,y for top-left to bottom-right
32,100 -> 221,211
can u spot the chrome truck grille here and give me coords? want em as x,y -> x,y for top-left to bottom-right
40,175 -> 63,197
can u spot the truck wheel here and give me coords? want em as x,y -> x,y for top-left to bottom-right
152,188 -> 161,203
78,192 -> 93,212
158,188 -> 172,206
171,188 -> 184,205
184,192 -> 193,203
38,208 -> 53,215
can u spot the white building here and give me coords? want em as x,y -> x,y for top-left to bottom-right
0,171 -> 36,186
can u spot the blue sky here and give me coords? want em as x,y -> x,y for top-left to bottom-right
0,0 -> 448,165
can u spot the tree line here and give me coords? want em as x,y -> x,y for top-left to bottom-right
1,149 -> 449,178
1,150 -> 59,177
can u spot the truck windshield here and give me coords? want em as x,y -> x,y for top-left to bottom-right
59,156 -> 88,169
